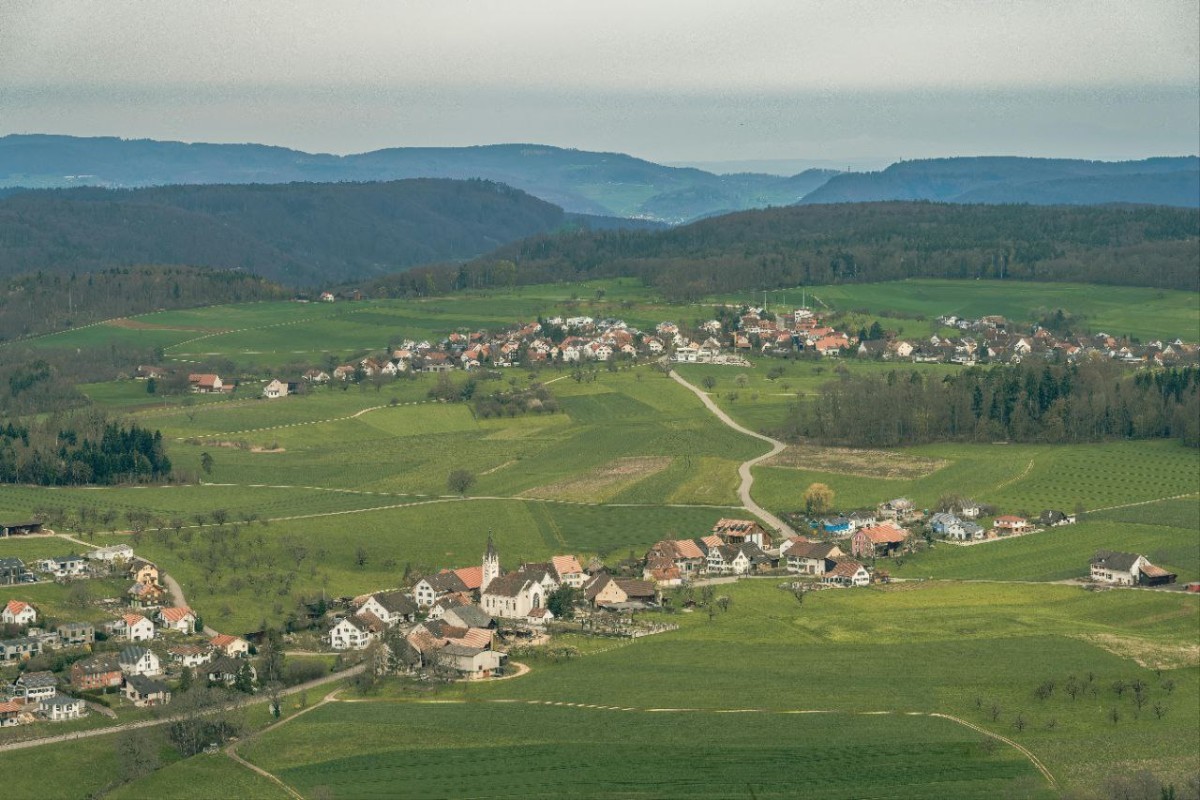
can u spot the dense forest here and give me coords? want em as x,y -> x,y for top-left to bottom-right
370,202 -> 1200,300
0,180 -> 574,285
778,360 -> 1200,448
0,266 -> 286,342
0,411 -> 173,485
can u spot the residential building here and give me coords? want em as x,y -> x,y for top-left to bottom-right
1090,551 -> 1177,587
71,654 -> 123,691
2,600 -> 37,626
209,634 -> 250,658
40,693 -> 86,722
11,671 -> 58,701
356,592 -> 417,627
328,617 -> 374,651
168,645 -> 213,668
107,613 -> 155,642
822,560 -> 871,588
56,622 -> 95,647
124,675 -> 171,707
156,607 -> 197,634
0,637 -> 40,663
88,544 -> 134,563
118,646 -> 162,677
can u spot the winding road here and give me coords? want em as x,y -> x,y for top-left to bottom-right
669,370 -> 795,537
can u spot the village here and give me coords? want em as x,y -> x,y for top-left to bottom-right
1,490 -> 1185,730
133,302 -> 1197,401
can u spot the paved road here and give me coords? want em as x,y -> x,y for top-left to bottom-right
0,663 -> 365,753
669,371 -> 795,537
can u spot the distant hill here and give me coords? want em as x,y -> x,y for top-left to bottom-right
377,201 -> 1198,300
0,135 -> 839,224
0,179 -> 601,285
799,156 -> 1200,207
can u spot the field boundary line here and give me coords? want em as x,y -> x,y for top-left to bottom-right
172,399 -> 437,440
1088,492 -> 1200,515
668,370 -> 795,536
992,457 -> 1036,492
929,712 -> 1058,790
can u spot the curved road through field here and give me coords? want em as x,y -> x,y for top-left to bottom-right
669,370 -> 795,537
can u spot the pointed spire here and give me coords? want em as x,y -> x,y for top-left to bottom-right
485,530 -> 497,560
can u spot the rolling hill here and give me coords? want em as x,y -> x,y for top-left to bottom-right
798,156 -> 1200,207
0,134 -> 837,223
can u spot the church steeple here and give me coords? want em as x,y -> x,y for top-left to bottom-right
481,531 -> 500,592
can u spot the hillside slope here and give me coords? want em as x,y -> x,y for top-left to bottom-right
799,156 -> 1200,207
405,202 -> 1199,300
0,179 -> 573,285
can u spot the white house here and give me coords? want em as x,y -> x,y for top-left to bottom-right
37,555 -> 88,578
156,607 -> 197,635
2,600 -> 37,626
12,671 -> 58,701
1089,551 -> 1148,586
357,592 -> 417,627
262,379 -> 289,399
118,646 -> 162,677
480,567 -> 557,620
328,617 -> 374,651
822,561 -> 871,588
40,694 -> 86,722
88,544 -> 134,563
168,645 -> 213,669
550,555 -> 586,588
209,634 -> 250,658
108,614 -> 155,642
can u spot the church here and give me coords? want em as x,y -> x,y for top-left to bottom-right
479,535 -> 558,620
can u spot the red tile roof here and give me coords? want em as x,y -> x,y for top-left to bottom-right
4,600 -> 30,616
159,607 -> 194,624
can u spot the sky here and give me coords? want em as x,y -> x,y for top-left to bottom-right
1,0 -> 1197,169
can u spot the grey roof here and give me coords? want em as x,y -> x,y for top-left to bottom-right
125,674 -> 169,695
444,604 -> 493,628
482,569 -> 541,598
441,642 -> 485,657
373,591 -> 416,615
424,572 -> 469,594
119,646 -> 150,664
77,653 -> 120,673
42,693 -> 82,707
16,671 -> 57,688
1091,550 -> 1142,572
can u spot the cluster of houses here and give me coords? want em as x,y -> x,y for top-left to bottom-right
322,537 -> 663,679
0,543 -> 256,727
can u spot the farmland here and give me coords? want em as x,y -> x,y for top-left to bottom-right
237,580 -> 1200,797
0,277 -> 1196,798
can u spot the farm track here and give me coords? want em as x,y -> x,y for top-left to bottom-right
669,370 -> 795,536
225,687 -> 344,800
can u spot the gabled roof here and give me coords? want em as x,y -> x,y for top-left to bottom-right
122,613 -> 150,627
371,591 -> 417,616
613,578 -> 655,599
76,653 -> 121,673
119,645 -> 151,664
786,541 -> 842,561
446,566 -> 483,591
125,674 -> 170,695
827,560 -> 867,578
1090,550 -> 1143,572
210,633 -> 243,649
3,600 -> 30,616
15,670 -> 56,688
551,554 -> 584,577
158,607 -> 195,624
856,526 -> 908,544
422,572 -> 470,595
443,604 -> 493,629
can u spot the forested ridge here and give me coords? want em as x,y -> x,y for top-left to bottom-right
0,179 -> 574,285
371,201 -> 1200,299
779,361 -> 1200,448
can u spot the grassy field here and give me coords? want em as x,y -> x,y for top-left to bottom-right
234,579 -> 1199,798
241,700 -> 1050,800
752,439 -> 1200,519
732,279 -> 1200,342
109,753 -> 293,800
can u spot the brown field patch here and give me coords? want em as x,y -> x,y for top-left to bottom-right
521,457 -> 672,503
763,443 -> 948,479
1077,632 -> 1200,670
108,318 -> 232,333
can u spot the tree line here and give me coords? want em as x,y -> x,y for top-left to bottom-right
366,201 -> 1200,300
0,410 -> 173,485
777,360 -> 1200,448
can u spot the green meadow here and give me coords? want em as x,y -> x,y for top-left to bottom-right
234,580 -> 1199,798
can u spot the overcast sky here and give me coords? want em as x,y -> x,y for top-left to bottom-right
2,0 -> 1197,168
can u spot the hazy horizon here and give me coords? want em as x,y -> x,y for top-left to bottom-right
2,1 -> 1197,165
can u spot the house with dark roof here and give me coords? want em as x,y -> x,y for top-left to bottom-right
480,567 -> 557,619
441,604 -> 495,630
357,591 -> 417,626
1090,551 -> 1176,586
124,674 -> 171,707
584,573 -> 657,609
783,540 -> 845,576
11,671 -> 58,701
413,572 -> 471,607
71,653 -> 122,691
39,693 -> 86,721
118,645 -> 162,677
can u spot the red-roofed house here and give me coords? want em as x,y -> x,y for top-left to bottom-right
2,600 -> 36,626
187,374 -> 223,394
209,634 -> 249,658
822,560 -> 871,588
156,607 -> 197,635
850,525 -> 909,559
551,555 -> 586,588
993,516 -> 1028,534
107,613 -> 154,642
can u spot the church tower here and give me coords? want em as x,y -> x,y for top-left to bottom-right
481,532 -> 500,592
